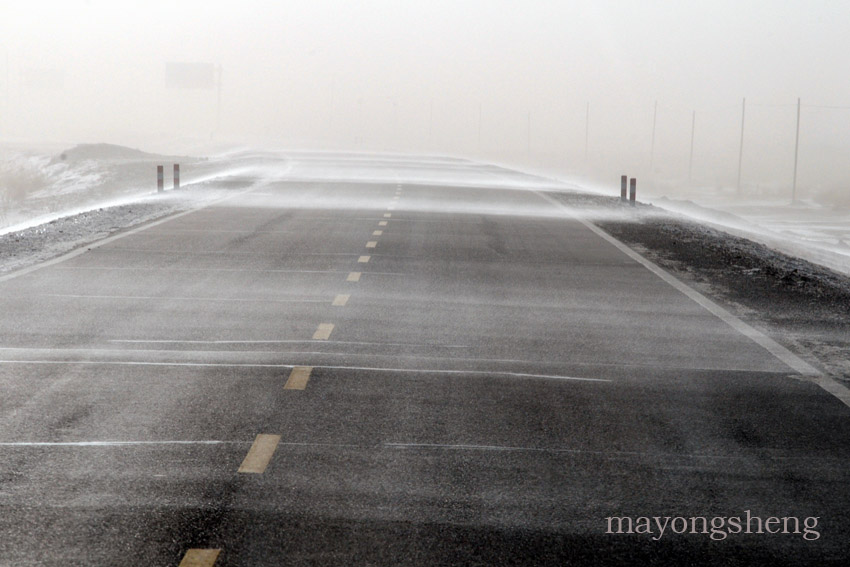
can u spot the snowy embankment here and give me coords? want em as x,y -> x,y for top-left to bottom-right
0,143 -> 262,274
646,196 -> 850,278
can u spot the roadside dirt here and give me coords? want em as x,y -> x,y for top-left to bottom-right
550,193 -> 850,384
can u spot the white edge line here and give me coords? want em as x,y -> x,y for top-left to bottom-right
534,191 -> 850,409
312,365 -> 610,382
0,188 -> 252,283
107,339 -> 470,348
0,440 -> 239,447
52,267 -> 408,276
0,359 -> 608,382
534,191 -> 819,376
1,440 -> 816,463
40,294 -> 327,303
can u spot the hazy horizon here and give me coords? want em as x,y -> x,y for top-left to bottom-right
2,0 -> 850,199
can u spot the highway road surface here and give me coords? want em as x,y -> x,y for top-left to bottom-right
0,153 -> 848,566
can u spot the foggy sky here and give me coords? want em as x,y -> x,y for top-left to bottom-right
2,0 -> 850,194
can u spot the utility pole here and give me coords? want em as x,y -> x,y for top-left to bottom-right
688,110 -> 695,183
737,97 -> 746,196
650,100 -> 657,172
792,97 -> 801,203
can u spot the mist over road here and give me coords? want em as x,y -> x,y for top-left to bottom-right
0,154 -> 848,566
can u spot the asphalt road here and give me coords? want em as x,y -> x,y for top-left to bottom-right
0,155 -> 848,566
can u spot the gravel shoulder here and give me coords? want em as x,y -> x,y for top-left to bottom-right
0,192 -> 211,277
548,191 -> 850,385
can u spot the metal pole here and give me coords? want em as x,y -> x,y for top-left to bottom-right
792,97 -> 801,203
157,166 -> 164,193
737,97 -> 746,195
173,164 -> 180,189
621,175 -> 627,202
688,110 -> 695,184
629,178 -> 637,206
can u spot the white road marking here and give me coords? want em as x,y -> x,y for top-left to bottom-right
39,294 -> 325,303
55,267 -> 362,275
0,440 -> 237,447
347,271 -> 361,282
0,346 -> 788,374
0,360 -> 300,368
0,357 -> 608,381
332,294 -> 350,306
1,439 -> 822,463
372,230 -> 383,236
100,249 -> 364,257
0,206 -> 218,283
535,191 -> 820,376
366,241 -> 377,248
380,442 -> 808,461
379,221 -> 388,227
147,229 -> 295,234
358,255 -> 371,263
535,190 -> 850,409
306,365 -> 611,382
813,375 -> 850,407
108,339 -> 469,347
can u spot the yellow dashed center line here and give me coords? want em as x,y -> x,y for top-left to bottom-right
313,323 -> 335,340
347,271 -> 361,282
358,255 -> 371,263
238,434 -> 281,474
372,230 -> 383,236
366,241 -> 377,248
179,549 -> 221,567
384,213 -> 392,218
378,221 -> 388,226
284,366 -> 313,390
332,294 -> 350,306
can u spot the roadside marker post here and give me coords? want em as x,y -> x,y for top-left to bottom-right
157,165 -> 164,193
620,175 -> 627,202
629,178 -> 636,206
174,164 -> 180,189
